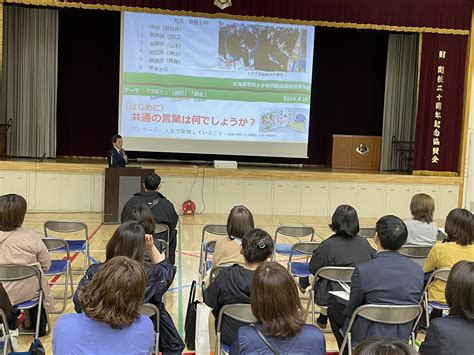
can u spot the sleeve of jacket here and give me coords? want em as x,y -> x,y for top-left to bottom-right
309,241 -> 330,275
36,234 -> 52,272
148,260 -> 176,302
419,321 -> 442,355
167,202 -> 179,230
203,274 -> 222,310
73,264 -> 99,313
423,244 -> 438,273
343,266 -> 365,318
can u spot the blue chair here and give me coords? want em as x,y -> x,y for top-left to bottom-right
421,268 -> 451,328
43,221 -> 89,275
0,265 -> 50,339
273,226 -> 315,261
198,224 -> 227,278
42,238 -> 74,313
287,241 -> 320,278
216,304 -> 256,355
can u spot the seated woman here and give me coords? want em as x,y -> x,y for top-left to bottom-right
0,194 -> 54,320
420,260 -> 474,355
53,256 -> 155,355
204,228 -> 273,346
73,221 -> 184,354
230,262 -> 325,354
125,204 -> 168,259
0,283 -> 18,331
308,205 -> 375,328
354,337 -> 417,355
404,193 -> 438,245
212,205 -> 254,267
424,208 -> 474,316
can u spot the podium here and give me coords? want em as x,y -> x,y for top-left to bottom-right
331,134 -> 381,170
104,167 -> 155,224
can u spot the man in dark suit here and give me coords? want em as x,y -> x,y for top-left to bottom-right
328,215 -> 424,351
120,173 -> 179,265
107,134 -> 128,168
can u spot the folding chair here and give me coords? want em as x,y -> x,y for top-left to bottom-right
140,303 -> 160,355
200,240 -> 217,277
42,238 -> 74,313
358,227 -> 375,238
419,268 -> 451,328
0,308 -> 13,355
287,242 -> 320,278
154,224 -> 170,258
198,225 -> 228,277
399,245 -> 432,267
216,304 -> 256,355
0,265 -> 50,339
310,266 -> 355,326
339,304 -> 423,355
273,226 -> 314,260
43,221 -> 90,275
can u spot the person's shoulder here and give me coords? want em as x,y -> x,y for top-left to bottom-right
54,313 -> 83,331
299,324 -> 324,337
136,314 -> 154,329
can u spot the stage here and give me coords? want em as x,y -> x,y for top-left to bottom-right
0,157 -> 463,220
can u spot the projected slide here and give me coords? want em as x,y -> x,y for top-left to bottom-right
120,12 -> 315,157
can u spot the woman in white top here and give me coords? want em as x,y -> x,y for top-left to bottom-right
404,193 -> 438,245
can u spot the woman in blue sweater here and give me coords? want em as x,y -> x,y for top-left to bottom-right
230,262 -> 326,354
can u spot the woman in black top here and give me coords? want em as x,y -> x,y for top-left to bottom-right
309,205 -> 376,328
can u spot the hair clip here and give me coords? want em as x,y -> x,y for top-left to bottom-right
258,241 -> 266,249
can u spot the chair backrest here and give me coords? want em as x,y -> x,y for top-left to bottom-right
140,303 -> 160,332
154,223 -> 169,235
314,266 -> 355,284
0,264 -> 41,282
425,268 -> 451,292
399,245 -> 432,258
350,304 -> 423,325
42,238 -> 70,255
216,304 -> 256,332
44,220 -> 88,238
275,226 -> 314,243
358,227 -> 375,238
202,224 -> 228,241
153,238 -> 169,258
288,242 -> 320,263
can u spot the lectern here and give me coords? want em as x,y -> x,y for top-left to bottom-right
331,134 -> 381,170
104,167 -> 155,224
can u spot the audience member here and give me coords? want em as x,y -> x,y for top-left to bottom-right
0,194 -> 55,318
125,204 -> 168,259
404,193 -> 438,245
308,205 -> 375,328
120,173 -> 179,265
0,283 -> 18,331
230,262 -> 325,354
419,260 -> 474,354
212,205 -> 255,267
328,215 -> 424,351
53,256 -> 154,355
353,337 -> 417,355
204,228 -> 273,346
73,221 -> 184,354
423,208 -> 474,315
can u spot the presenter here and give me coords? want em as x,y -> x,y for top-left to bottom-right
107,134 -> 128,168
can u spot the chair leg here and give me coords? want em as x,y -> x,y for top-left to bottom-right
348,332 -> 352,355
424,295 -> 430,328
216,332 -> 221,355
68,266 -> 75,298
35,295 -> 43,339
155,331 -> 159,355
311,290 -> 315,325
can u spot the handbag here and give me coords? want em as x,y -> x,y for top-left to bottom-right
184,280 -> 197,350
250,324 -> 281,355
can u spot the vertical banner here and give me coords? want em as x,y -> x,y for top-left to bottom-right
414,33 -> 468,175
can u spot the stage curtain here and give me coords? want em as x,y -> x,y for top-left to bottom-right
1,5 -> 58,158
414,33 -> 468,175
55,0 -> 473,33
381,33 -> 419,171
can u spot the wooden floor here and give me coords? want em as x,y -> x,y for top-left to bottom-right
14,212 -> 429,353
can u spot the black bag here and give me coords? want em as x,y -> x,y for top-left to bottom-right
28,338 -> 45,355
184,280 -> 198,350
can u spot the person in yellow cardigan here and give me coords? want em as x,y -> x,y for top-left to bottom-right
423,208 -> 474,316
